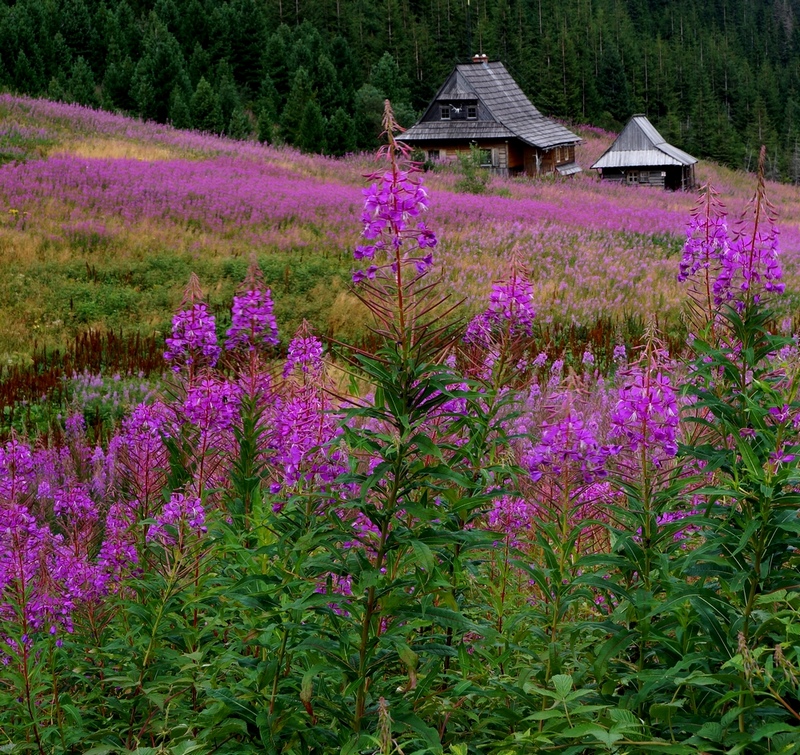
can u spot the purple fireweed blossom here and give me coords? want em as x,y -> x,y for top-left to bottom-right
524,413 -> 617,484
283,328 -> 324,379
487,496 -> 535,546
147,492 -> 206,544
182,377 -> 240,439
465,266 -> 536,345
678,183 -> 730,284
353,103 -> 437,283
226,288 -> 279,352
164,302 -> 221,372
714,149 -> 784,310
226,259 -> 279,353
0,440 -> 35,503
53,483 -> 98,525
117,402 -> 171,519
610,367 -> 679,459
164,275 -> 220,374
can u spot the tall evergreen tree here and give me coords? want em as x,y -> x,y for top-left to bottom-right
191,75 -> 223,133
281,66 -> 314,144
326,107 -> 356,155
169,85 -> 192,129
297,99 -> 326,152
216,59 -> 239,131
353,83 -> 384,150
132,15 -> 189,122
67,56 -> 99,107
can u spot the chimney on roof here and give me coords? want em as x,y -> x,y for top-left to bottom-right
471,53 -> 488,64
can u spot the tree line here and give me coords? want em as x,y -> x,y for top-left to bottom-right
2,0 -> 800,177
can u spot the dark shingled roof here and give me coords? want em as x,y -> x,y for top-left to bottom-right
399,61 -> 580,150
591,115 -> 697,169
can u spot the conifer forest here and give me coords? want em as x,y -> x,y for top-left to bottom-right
2,0 -> 800,175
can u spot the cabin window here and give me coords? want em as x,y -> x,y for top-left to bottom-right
555,147 -> 562,162
440,105 -> 450,120
479,148 -> 492,167
626,170 -> 639,184
427,149 -> 440,162
467,105 -> 477,119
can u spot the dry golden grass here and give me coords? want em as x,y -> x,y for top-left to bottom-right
52,138 -> 179,162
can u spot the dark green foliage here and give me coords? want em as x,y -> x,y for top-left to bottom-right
132,15 -> 189,122
168,84 -> 192,129
102,52 -> 136,111
215,58 -> 239,131
227,105 -> 252,140
326,107 -> 356,156
599,46 -> 631,125
353,83 -> 384,150
280,66 -> 313,145
3,0 -> 800,168
455,143 -> 491,193
297,99 -> 326,153
191,76 -> 222,134
256,104 -> 274,143
66,56 -> 98,107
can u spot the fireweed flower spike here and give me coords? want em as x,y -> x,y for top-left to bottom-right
352,100 -> 437,288
226,257 -> 279,353
712,147 -> 783,312
164,273 -> 221,376
466,261 -> 536,346
678,182 -> 729,285
611,361 -> 680,461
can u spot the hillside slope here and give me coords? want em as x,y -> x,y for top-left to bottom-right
1,95 -> 799,367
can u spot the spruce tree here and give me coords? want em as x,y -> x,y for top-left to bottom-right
169,85 -> 192,129
297,99 -> 326,153
216,60 -> 239,132
316,53 -> 342,113
67,57 -> 99,107
188,42 -> 210,87
353,83 -> 384,150
228,107 -> 252,140
281,67 -> 313,145
263,26 -> 292,108
598,46 -> 631,125
14,50 -> 41,94
191,76 -> 222,133
326,107 -> 356,156
102,51 -> 137,111
132,15 -> 189,122
370,52 -> 408,107
257,106 -> 274,144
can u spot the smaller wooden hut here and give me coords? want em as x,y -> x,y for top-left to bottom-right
591,115 -> 697,190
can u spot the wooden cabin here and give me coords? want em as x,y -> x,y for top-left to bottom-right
398,56 -> 581,178
591,115 -> 697,190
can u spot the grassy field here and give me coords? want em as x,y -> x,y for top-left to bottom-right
1,94 -> 800,368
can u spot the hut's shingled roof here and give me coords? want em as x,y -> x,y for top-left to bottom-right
399,61 -> 580,150
591,115 -> 697,169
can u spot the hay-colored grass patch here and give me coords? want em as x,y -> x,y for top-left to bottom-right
54,139 -> 178,162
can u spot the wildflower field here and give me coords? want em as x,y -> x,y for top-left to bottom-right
1,100 -> 800,753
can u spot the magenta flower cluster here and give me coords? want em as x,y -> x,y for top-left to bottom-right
353,161 -> 437,283
226,289 -> 279,352
678,181 -> 784,310
466,269 -> 536,345
524,413 -> 617,483
164,302 -> 221,373
610,368 -> 680,458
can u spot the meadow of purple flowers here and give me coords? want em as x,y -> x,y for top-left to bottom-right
1,102 -> 799,753
2,94 -> 800,362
